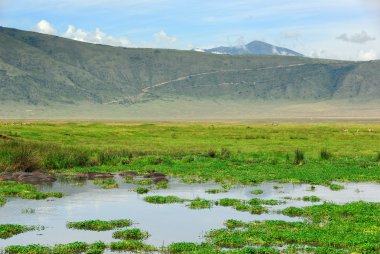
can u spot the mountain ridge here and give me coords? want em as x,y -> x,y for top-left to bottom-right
0,26 -> 379,119
204,40 -> 303,56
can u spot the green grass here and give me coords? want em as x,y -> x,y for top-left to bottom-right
207,202 -> 380,253
0,224 -> 42,239
156,180 -> 169,189
135,187 -> 149,194
109,240 -> 155,252
179,178 -> 207,184
207,202 -> 379,253
51,242 -> 89,254
250,189 -> 264,195
293,149 -> 304,165
167,242 -> 215,253
4,242 -> 106,254
92,179 -> 118,189
1,122 -> 380,186
329,184 -> 344,191
302,196 -> 321,202
228,247 -> 281,253
0,181 -> 63,200
0,197 -> 6,206
112,228 -> 149,240
5,244 -> 51,254
143,195 -> 185,204
66,219 -> 132,231
320,148 -> 332,160
217,198 -> 243,207
248,198 -> 283,205
206,189 -> 229,194
188,198 -> 213,209
133,179 -> 153,185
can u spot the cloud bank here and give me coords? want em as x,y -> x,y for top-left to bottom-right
35,20 -> 56,35
154,31 -> 177,47
34,20 -> 179,49
63,25 -> 131,47
336,30 -> 376,44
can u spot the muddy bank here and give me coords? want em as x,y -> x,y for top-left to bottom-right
0,169 -> 169,185
0,170 -> 56,184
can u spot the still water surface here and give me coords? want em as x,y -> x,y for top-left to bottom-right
0,177 -> 379,249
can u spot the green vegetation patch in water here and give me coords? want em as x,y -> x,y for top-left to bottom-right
0,224 -> 42,239
4,241 -> 106,254
188,198 -> 213,209
133,179 -> 153,185
208,202 -> 379,253
302,196 -> 321,202
248,198 -> 283,206
329,183 -> 344,191
51,241 -> 89,254
167,242 -> 215,253
217,198 -> 243,207
4,244 -> 51,254
143,195 -> 185,204
0,181 -> 63,200
112,228 -> 149,240
66,219 -> 132,231
109,240 -> 155,252
156,181 -> 169,189
0,197 -> 6,206
206,188 -> 229,194
92,179 -> 118,189
227,246 -> 280,254
179,178 -> 207,184
135,187 -> 149,194
250,189 -> 264,195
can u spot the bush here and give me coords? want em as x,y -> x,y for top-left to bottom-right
220,148 -> 231,159
293,149 -> 304,165
135,187 -> 149,194
10,144 -> 41,172
320,149 -> 332,160
207,149 -> 217,158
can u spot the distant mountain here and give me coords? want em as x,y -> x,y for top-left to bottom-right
204,40 -> 303,56
0,26 -> 379,119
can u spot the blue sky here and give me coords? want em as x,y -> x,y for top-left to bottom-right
1,0 -> 379,60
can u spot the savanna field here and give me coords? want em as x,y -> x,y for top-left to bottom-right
0,121 -> 379,253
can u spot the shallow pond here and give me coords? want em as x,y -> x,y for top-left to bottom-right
0,177 -> 379,250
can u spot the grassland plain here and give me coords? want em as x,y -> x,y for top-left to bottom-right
0,121 -> 379,184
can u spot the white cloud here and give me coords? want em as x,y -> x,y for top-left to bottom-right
35,21 -> 180,49
336,30 -> 376,44
154,31 -> 177,47
63,25 -> 131,47
357,49 -> 378,61
35,20 -> 56,35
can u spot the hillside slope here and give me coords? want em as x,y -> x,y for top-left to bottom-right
0,26 -> 379,119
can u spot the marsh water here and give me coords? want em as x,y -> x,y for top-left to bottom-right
0,177 -> 379,249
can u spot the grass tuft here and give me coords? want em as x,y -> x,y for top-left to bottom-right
110,240 -> 155,252
0,224 -> 42,239
329,183 -> 344,191
250,189 -> 264,195
112,228 -> 149,240
293,149 -> 304,165
143,195 -> 185,204
135,187 -> 149,194
66,219 -> 132,231
320,148 -> 332,160
188,198 -> 212,209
